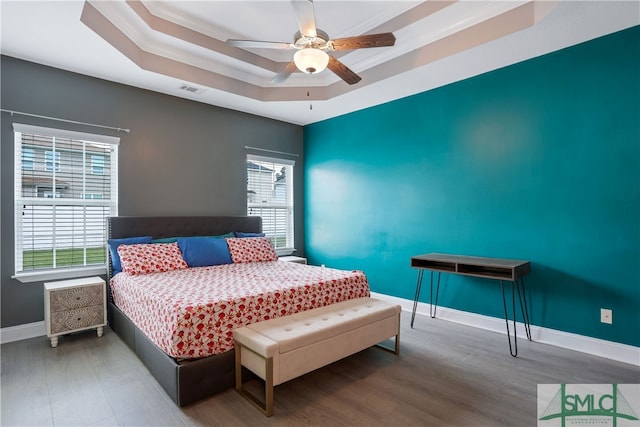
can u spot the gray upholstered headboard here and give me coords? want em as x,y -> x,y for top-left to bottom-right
106,215 -> 262,279
108,216 -> 262,240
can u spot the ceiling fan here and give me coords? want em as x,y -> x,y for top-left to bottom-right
226,0 -> 396,85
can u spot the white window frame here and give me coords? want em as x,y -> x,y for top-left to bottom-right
13,123 -> 119,283
247,154 -> 295,256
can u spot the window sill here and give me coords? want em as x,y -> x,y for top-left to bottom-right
13,266 -> 107,283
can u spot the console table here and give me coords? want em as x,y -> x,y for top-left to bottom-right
410,253 -> 532,357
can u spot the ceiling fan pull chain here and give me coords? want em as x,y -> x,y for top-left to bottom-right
307,90 -> 312,110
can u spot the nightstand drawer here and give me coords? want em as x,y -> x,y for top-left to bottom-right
49,305 -> 105,335
49,284 -> 103,313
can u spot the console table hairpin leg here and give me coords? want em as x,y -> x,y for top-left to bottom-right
413,274 -> 531,357
520,280 -> 532,341
411,270 -> 441,328
500,278 -> 532,357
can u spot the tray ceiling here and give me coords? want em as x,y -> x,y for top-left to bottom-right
1,1 -> 638,125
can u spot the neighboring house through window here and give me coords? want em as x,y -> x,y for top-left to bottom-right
45,150 -> 60,172
22,148 -> 34,170
91,154 -> 105,175
13,123 -> 119,281
246,154 -> 295,255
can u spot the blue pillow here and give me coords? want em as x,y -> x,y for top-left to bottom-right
177,236 -> 233,267
152,233 -> 234,244
108,236 -> 152,274
235,232 -> 265,238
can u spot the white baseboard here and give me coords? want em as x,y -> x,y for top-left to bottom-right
0,321 -> 45,344
371,292 -> 640,367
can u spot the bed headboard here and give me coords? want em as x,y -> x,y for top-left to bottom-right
106,215 -> 262,279
108,216 -> 262,240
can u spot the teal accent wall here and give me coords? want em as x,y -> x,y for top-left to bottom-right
304,26 -> 640,347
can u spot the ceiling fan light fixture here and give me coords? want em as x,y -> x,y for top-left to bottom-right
294,48 -> 329,74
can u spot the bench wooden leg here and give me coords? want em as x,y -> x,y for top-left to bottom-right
394,314 -> 401,355
376,333 -> 400,355
235,342 -> 276,417
375,314 -> 401,355
265,356 -> 274,417
235,342 -> 242,392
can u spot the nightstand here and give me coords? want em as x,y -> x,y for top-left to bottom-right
44,276 -> 107,348
279,256 -> 307,264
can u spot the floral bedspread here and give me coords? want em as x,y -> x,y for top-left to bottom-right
110,261 -> 370,359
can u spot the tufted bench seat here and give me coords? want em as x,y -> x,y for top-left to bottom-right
234,297 -> 401,416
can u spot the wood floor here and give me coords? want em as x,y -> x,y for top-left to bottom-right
2,311 -> 638,426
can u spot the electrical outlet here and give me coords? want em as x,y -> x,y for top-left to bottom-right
600,308 -> 612,324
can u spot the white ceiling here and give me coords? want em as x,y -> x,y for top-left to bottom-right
1,1 -> 638,126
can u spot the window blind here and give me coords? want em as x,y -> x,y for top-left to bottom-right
13,123 -> 119,275
246,154 -> 295,254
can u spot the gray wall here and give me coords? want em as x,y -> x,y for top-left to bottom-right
1,56 -> 304,328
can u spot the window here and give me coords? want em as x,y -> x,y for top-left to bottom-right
22,148 -> 34,170
84,193 -> 103,200
13,123 -> 119,280
91,154 -> 104,175
45,150 -> 60,172
246,154 -> 294,255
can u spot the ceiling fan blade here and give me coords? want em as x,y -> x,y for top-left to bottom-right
226,39 -> 293,50
291,0 -> 317,38
331,33 -> 396,51
327,55 -> 361,85
271,61 -> 299,84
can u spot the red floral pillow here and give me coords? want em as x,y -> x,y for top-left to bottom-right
117,242 -> 188,275
226,237 -> 278,263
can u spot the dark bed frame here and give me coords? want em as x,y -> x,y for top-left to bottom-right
106,216 -> 262,406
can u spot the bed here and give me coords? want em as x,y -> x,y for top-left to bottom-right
106,216 -> 370,406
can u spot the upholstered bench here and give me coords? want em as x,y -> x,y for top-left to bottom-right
234,297 -> 401,416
